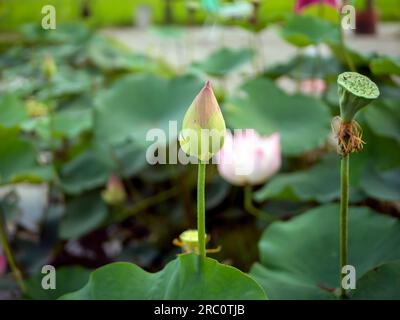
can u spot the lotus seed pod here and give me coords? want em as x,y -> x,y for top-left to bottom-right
337,72 -> 380,123
179,81 -> 226,161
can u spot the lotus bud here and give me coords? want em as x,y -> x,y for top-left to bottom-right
42,55 -> 56,80
26,99 -> 48,118
337,72 -> 379,123
179,81 -> 226,162
101,174 -> 126,205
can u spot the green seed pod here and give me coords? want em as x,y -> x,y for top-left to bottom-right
337,72 -> 380,123
179,81 -> 226,161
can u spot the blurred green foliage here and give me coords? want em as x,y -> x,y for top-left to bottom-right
0,0 -> 399,31
0,7 -> 399,298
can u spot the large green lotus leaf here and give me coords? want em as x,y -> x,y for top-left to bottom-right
0,56 -> 43,97
0,94 -> 27,128
59,191 -> 108,240
255,155 -> 340,203
280,15 -> 339,47
26,266 -> 91,300
380,85 -> 400,104
61,253 -> 267,300
191,47 -> 254,77
93,74 -> 203,146
84,35 -> 157,72
111,141 -> 148,178
370,56 -> 400,76
38,66 -> 100,99
250,204 -> 400,299
364,101 -> 400,143
264,54 -> 340,80
350,123 -> 400,174
255,155 -> 368,204
350,261 -> 400,300
53,108 -> 93,139
359,167 -> 400,201
0,127 -> 52,184
33,43 -> 82,63
60,149 -> 112,195
224,77 -> 331,155
60,141 -> 147,195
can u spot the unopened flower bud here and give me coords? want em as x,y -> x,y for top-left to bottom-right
337,72 -> 379,123
179,81 -> 226,161
26,99 -> 48,117
101,174 -> 126,205
42,55 -> 56,80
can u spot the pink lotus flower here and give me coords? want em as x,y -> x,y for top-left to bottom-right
295,0 -> 340,13
300,78 -> 326,96
216,129 -> 281,186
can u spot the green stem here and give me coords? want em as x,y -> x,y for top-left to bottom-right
339,154 -> 349,298
0,207 -> 26,293
197,161 -> 206,258
244,185 -> 276,222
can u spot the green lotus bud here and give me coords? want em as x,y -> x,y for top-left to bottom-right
42,55 -> 56,80
337,72 -> 380,123
179,81 -> 226,162
101,174 -> 126,205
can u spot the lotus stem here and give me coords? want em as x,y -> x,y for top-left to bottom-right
339,154 -> 349,298
197,161 -> 206,258
0,207 -> 26,294
244,185 -> 276,222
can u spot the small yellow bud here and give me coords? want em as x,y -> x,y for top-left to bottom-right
179,81 -> 226,161
101,174 -> 126,205
26,100 -> 49,117
42,55 -> 57,80
172,229 -> 221,254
